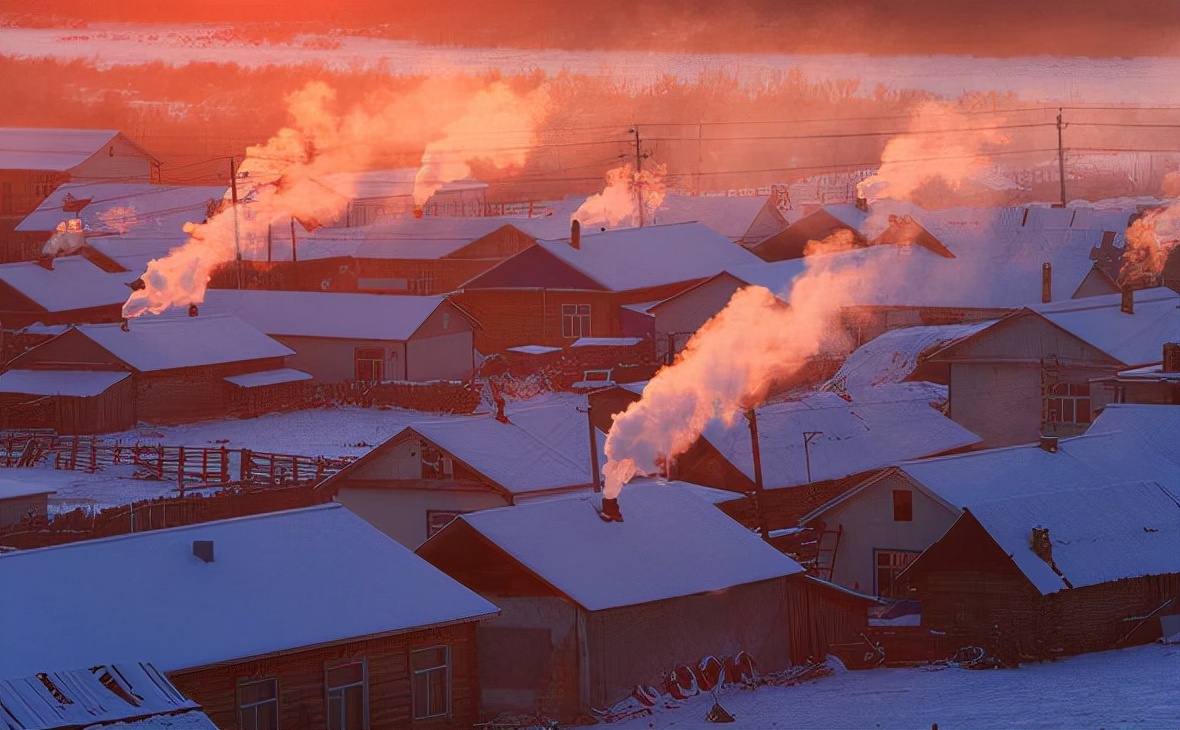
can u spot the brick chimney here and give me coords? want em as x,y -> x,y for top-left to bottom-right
570,219 -> 581,249
1041,262 -> 1052,304
1039,435 -> 1059,453
854,194 -> 868,212
1163,343 -> 1180,373
193,540 -> 214,563
36,256 -> 54,270
1120,286 -> 1134,315
1030,526 -> 1052,565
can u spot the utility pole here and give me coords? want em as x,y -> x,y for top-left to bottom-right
1056,109 -> 1067,207
746,408 -> 772,544
229,157 -> 242,289
803,431 -> 823,484
629,126 -> 651,227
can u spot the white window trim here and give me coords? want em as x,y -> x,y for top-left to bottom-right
410,645 -> 452,721
325,658 -> 369,730
237,676 -> 279,730
561,303 -> 591,339
874,548 -> 920,598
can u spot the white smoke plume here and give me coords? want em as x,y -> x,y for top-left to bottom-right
124,79 -> 549,317
573,162 -> 667,229
1120,203 -> 1180,287
602,250 -> 876,498
42,219 -> 87,257
857,100 -> 1011,205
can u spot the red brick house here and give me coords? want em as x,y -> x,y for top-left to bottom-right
455,221 -> 763,352
1,314 -> 302,431
0,503 -> 499,729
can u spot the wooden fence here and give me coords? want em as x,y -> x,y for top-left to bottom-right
0,433 -> 354,491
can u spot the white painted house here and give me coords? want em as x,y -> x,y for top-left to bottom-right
800,404 -> 1180,596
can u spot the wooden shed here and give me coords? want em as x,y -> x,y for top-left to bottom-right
0,504 -> 499,729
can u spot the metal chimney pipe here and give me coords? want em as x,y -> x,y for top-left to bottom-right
570,219 -> 581,249
1120,286 -> 1134,315
745,408 -> 772,543
1041,262 -> 1052,304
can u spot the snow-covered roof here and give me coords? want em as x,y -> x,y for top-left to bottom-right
570,337 -> 643,347
1112,364 -> 1180,382
967,480 -> 1180,594
506,345 -> 561,355
402,417 -> 592,495
16,183 -> 225,235
0,370 -> 129,397
1029,287 -> 1180,366
702,391 -> 980,489
0,473 -> 56,501
0,257 -> 133,312
80,711 -> 219,729
454,488 -> 802,611
0,504 -> 498,676
823,321 -> 996,396
502,392 -> 605,480
0,128 -> 124,171
1086,403 -> 1180,469
650,194 -> 782,240
75,315 -> 293,372
317,169 -> 487,200
725,258 -> 810,298
265,216 -> 516,261
198,289 -> 453,341
537,222 -> 764,291
223,368 -> 312,388
0,662 -> 201,730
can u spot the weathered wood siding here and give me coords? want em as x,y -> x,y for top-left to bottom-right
272,335 -> 408,382
69,135 -> 154,181
784,575 -> 871,665
0,492 -> 49,528
169,623 -> 480,730
137,357 -> 288,424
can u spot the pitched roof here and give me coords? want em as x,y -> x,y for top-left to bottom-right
0,128 -> 123,171
262,216 -> 518,261
198,290 -> 454,341
0,257 -> 134,312
453,487 -> 802,611
650,194 -> 784,241
966,480 -> 1180,595
0,663 -> 205,730
15,183 -> 225,234
534,222 -> 763,291
0,472 -> 57,501
0,504 -> 498,676
702,391 -> 980,489
0,369 -> 129,397
317,169 -> 487,200
1029,287 -> 1180,366
76,315 -> 294,372
403,417 -> 592,495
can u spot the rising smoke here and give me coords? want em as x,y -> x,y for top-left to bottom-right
1120,178 -> 1180,286
123,78 -> 549,317
572,162 -> 668,229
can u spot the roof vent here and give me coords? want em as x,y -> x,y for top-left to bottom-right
1038,435 -> 1059,453
188,304 -> 199,318
192,540 -> 214,563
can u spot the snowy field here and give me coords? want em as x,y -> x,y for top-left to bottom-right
2,466 -> 181,515
2,25 -> 1180,104
613,643 -> 1180,730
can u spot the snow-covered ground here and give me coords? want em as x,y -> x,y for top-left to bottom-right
103,405 -> 457,458
2,25 -> 1180,103
613,643 -> 1180,729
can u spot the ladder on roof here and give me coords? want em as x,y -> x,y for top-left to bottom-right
810,525 -> 843,581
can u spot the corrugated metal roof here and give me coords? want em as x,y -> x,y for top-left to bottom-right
223,368 -> 312,388
16,182 -> 225,234
0,504 -> 498,676
457,487 -> 803,611
0,128 -> 121,171
77,315 -> 294,372
0,370 -> 129,397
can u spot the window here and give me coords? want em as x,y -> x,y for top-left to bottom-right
238,678 -> 278,730
892,489 -> 913,522
874,550 -> 920,598
355,348 -> 385,382
561,304 -> 591,339
441,312 -> 451,330
1045,382 -> 1092,425
426,510 -> 463,538
411,646 -> 450,720
325,660 -> 367,730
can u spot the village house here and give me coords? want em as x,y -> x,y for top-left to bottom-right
751,202 -> 871,261
899,480 -> 1180,659
0,503 -> 499,729
315,169 -> 489,223
0,473 -> 54,530
926,286 -> 1180,448
798,404 -> 1180,597
316,414 -> 596,549
416,487 -> 804,720
198,289 -> 477,383
0,314 -> 303,432
1090,343 -> 1180,408
0,255 -> 133,329
646,193 -> 789,245
455,221 -> 763,352
225,216 -> 536,296
0,663 -> 218,730
0,128 -> 159,261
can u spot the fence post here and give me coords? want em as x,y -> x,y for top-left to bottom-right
240,448 -> 251,482
69,436 -> 79,470
157,445 -> 164,480
177,446 -> 186,498
90,438 -> 97,472
220,446 -> 229,483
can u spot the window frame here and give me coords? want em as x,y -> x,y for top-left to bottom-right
1045,381 -> 1092,425
324,658 -> 369,730
410,645 -> 451,721
874,549 -> 920,598
236,676 -> 279,730
560,303 -> 592,339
